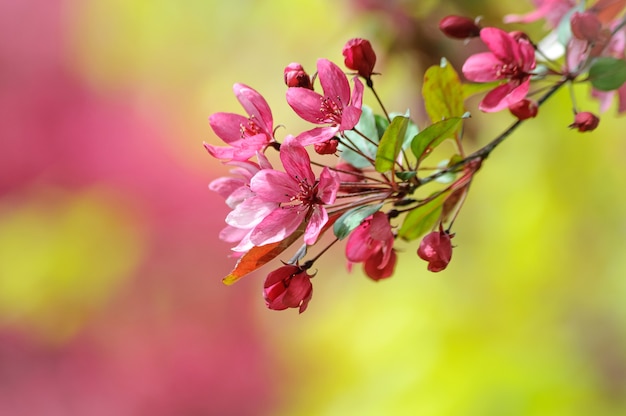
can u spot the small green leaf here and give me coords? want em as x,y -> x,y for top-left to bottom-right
398,191 -> 451,241
375,116 -> 409,173
589,57 -> 626,91
374,114 -> 389,139
423,58 -> 465,123
396,171 -> 417,181
410,116 -> 465,163
333,203 -> 384,240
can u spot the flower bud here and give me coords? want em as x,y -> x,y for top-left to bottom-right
438,15 -> 481,39
569,111 -> 600,132
509,99 -> 538,120
263,265 -> 313,313
314,138 -> 339,155
342,38 -> 377,80
417,225 -> 453,272
571,11 -> 602,42
283,62 -> 313,89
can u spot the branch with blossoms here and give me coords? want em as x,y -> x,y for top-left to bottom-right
205,0 -> 626,313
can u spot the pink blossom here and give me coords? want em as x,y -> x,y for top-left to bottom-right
503,0 -> 576,28
286,59 -> 364,145
248,139 -> 340,246
263,265 -> 313,313
346,212 -> 396,281
438,15 -> 482,39
205,83 -> 275,161
569,111 -> 600,131
342,38 -> 377,80
462,27 -> 537,112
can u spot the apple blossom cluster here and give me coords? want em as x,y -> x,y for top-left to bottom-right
206,0 -> 626,312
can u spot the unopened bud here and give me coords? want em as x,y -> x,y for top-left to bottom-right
342,38 -> 377,80
509,99 -> 538,120
438,15 -> 481,39
417,224 -> 454,272
571,11 -> 602,42
569,111 -> 600,132
314,138 -> 339,155
284,63 -> 313,89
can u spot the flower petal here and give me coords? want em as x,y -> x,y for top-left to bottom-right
303,206 -> 328,245
233,83 -> 273,132
318,59 -> 351,105
480,27 -> 517,63
294,126 -> 339,146
250,170 -> 298,203
250,206 -> 306,246
280,142 -> 315,186
286,87 -> 325,124
462,52 -> 503,82
208,112 -> 248,144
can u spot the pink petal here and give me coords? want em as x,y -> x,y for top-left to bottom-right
286,87 -> 325,124
303,206 -> 328,245
340,105 -> 362,131
480,27 -> 517,64
294,126 -> 339,146
233,83 -> 273,131
250,170 -> 298,203
225,197 -> 276,228
208,176 -> 245,199
209,112 -> 248,144
250,206 -> 306,246
351,76 -> 364,108
318,59 -> 351,105
462,52 -> 503,82
479,79 -> 529,112
345,223 -> 377,262
280,143 -> 315,186
203,143 -> 235,160
317,167 -> 339,204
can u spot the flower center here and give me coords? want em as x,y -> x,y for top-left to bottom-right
319,96 -> 343,124
240,115 -> 264,139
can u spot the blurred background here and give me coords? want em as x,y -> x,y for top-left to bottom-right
2,0 -> 626,414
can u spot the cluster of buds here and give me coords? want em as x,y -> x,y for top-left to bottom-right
206,0 -> 626,313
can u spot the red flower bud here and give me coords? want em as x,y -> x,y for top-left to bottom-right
438,15 -> 481,39
417,225 -> 453,272
263,265 -> 313,313
342,38 -> 377,80
571,11 -> 602,42
314,138 -> 339,155
283,62 -> 313,89
509,99 -> 538,120
569,111 -> 600,132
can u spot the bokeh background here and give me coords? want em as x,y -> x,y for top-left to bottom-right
2,0 -> 626,414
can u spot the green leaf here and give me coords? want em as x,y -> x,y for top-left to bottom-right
333,203 -> 384,240
398,191 -> 451,241
375,115 -> 409,173
422,58 -> 465,123
340,105 -> 379,169
396,171 -> 417,181
374,114 -> 389,139
410,116 -> 467,163
589,57 -> 626,91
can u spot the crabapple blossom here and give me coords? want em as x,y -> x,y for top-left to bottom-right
417,225 -> 454,272
249,138 -> 339,246
346,212 -> 396,281
342,38 -> 377,81
287,58 -> 364,145
569,111 -> 600,131
462,27 -> 537,112
205,83 -> 275,161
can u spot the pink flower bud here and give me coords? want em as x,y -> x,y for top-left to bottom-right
283,62 -> 313,89
417,225 -> 453,272
438,15 -> 481,39
263,265 -> 313,313
569,111 -> 600,132
571,12 -> 602,42
314,138 -> 339,155
509,99 -> 538,120
342,38 -> 377,80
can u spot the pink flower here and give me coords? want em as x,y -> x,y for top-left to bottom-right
205,83 -> 275,161
509,98 -> 539,120
264,265 -> 313,313
346,212 -> 396,281
504,0 -> 576,28
462,27 -> 537,112
342,38 -> 377,81
286,59 -> 364,145
417,225 -> 454,272
249,138 -> 340,246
